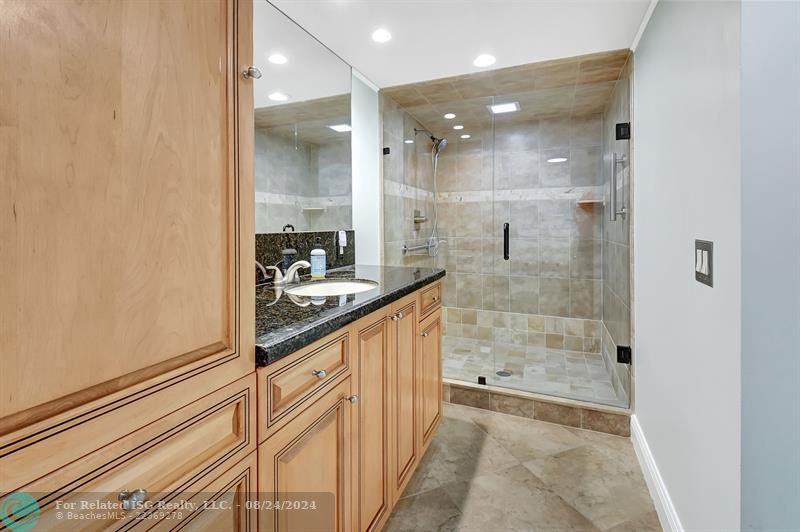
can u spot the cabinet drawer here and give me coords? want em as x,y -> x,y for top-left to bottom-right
147,452 -> 258,532
418,282 -> 442,317
258,332 -> 349,442
22,375 -> 256,531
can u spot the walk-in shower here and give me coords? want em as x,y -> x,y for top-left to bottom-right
381,49 -> 634,408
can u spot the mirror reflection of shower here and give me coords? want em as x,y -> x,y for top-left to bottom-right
414,128 -> 448,256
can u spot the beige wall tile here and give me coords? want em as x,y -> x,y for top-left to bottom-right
533,401 -> 582,428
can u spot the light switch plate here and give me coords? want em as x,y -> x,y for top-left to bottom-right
695,239 -> 713,287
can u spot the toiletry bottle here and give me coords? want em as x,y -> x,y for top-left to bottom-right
310,237 -> 326,279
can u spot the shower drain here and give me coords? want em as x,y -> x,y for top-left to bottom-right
496,369 -> 512,377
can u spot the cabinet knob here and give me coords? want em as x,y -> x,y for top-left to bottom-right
421,332 -> 429,337
432,296 -> 438,302
312,369 -> 327,379
241,66 -> 262,79
118,488 -> 147,511
390,312 -> 403,321
347,394 -> 359,403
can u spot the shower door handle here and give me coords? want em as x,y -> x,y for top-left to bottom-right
503,223 -> 509,260
609,153 -> 627,221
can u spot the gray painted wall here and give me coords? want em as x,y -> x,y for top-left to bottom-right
633,1 -> 742,529
741,2 -> 800,529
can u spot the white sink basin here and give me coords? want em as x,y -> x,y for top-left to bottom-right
284,279 -> 378,297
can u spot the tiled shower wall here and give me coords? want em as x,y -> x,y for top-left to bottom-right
254,129 -> 352,233
382,95 -> 437,268
434,115 -> 605,333
601,58 -> 633,400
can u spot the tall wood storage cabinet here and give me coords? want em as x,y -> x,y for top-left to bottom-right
0,0 -> 257,523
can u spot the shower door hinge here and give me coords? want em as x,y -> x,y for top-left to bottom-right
617,345 -> 632,365
616,122 -> 631,140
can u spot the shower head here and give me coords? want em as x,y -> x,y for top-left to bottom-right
432,136 -> 447,153
414,128 -> 447,154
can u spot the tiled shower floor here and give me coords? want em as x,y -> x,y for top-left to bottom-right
443,334 -> 628,408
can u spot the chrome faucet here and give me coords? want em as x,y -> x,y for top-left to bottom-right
265,260 -> 310,287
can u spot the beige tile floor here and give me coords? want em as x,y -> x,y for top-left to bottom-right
442,335 -> 628,408
385,403 -> 660,532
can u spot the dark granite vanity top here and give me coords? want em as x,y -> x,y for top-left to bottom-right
256,265 -> 446,366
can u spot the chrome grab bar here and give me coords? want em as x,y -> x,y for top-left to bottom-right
609,153 -> 627,221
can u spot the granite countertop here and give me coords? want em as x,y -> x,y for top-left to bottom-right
256,265 -> 446,366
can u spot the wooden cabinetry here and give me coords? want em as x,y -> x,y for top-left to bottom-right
388,294 -> 419,502
256,280 -> 443,531
152,452 -> 259,532
351,312 -> 391,532
258,378 -> 354,532
0,0 -> 255,496
419,308 -> 443,452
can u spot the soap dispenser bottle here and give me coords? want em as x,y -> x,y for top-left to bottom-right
310,237 -> 326,279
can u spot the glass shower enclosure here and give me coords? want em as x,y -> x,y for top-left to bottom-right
381,51 -> 633,408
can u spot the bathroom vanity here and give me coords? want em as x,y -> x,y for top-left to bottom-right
255,266 -> 445,531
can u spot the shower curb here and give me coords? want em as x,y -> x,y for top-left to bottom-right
443,379 -> 632,437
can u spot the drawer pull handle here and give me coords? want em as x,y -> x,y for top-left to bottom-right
312,369 -> 327,379
421,332 -> 429,337
347,394 -> 359,403
119,488 -> 147,511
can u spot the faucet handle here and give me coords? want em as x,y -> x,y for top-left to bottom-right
264,265 -> 284,285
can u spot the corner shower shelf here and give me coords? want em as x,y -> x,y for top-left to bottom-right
301,207 -> 326,213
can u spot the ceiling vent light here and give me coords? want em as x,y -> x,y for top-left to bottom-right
371,28 -> 392,43
443,113 -> 456,119
453,125 -> 464,130
268,92 -> 289,102
460,134 -> 471,139
328,124 -> 352,132
473,54 -> 496,68
488,102 -> 520,114
268,53 -> 288,65
547,157 -> 568,163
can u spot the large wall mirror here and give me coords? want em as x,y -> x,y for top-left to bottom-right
254,1 -> 352,233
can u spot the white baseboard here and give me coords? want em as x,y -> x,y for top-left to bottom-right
630,415 -> 684,532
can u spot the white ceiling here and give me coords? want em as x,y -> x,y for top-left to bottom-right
270,0 -> 651,88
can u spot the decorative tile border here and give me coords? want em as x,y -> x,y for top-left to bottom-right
443,380 -> 631,437
444,307 -> 601,354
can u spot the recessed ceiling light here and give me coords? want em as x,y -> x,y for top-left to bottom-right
443,113 -> 456,119
328,124 -> 352,132
371,28 -> 392,43
268,92 -> 289,102
460,134 -> 471,139
547,157 -> 568,163
473,54 -> 496,68
404,139 -> 414,144
268,53 -> 288,65
453,125 -> 464,130
488,102 -> 520,114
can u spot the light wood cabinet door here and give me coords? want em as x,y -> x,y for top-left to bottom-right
259,378 -> 353,532
351,312 -> 391,532
418,309 -> 443,452
0,0 -> 254,437
388,295 -> 419,503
